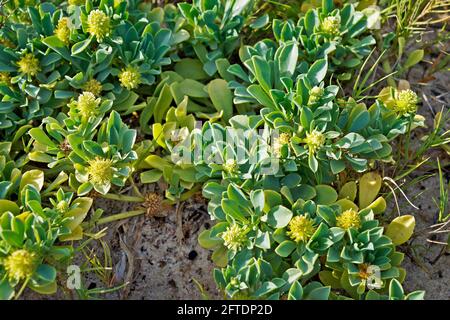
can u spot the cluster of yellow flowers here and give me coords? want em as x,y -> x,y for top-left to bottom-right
304,130 -> 325,154
287,215 -> 317,243
87,9 -> 111,42
17,53 -> 40,76
321,16 -> 341,36
336,208 -> 361,230
0,72 -> 11,85
55,17 -> 71,45
221,224 -> 247,251
56,200 -> 70,214
223,159 -> 238,174
394,89 -> 419,115
119,66 -> 142,90
3,249 -> 38,281
273,133 -> 291,157
87,157 -> 114,185
76,91 -> 101,119
83,79 -> 103,96
308,86 -> 324,105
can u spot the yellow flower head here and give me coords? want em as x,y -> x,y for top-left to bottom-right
56,200 -> 70,214
273,133 -> 291,157
304,130 -> 325,153
76,91 -> 101,119
308,86 -> 324,105
0,72 -> 11,85
3,249 -> 38,281
321,16 -> 341,36
287,215 -> 316,243
119,65 -> 141,90
83,79 -> 102,96
336,208 -> 361,230
87,157 -> 114,185
395,89 -> 418,115
17,53 -> 40,76
279,133 -> 291,145
223,159 -> 238,174
221,224 -> 247,251
55,17 -> 71,45
87,9 -> 111,42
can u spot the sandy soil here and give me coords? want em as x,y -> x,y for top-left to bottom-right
390,67 -> 450,300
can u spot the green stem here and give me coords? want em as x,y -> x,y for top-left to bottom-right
15,277 -> 30,300
128,176 -> 145,198
96,209 -> 146,225
382,59 -> 397,88
100,193 -> 144,202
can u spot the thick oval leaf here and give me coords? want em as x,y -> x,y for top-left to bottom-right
307,59 -> 327,85
404,49 -> 424,69
385,215 -> 415,246
339,181 -> 357,201
0,200 -> 20,215
267,206 -> 293,228
366,197 -> 386,215
198,229 -> 222,249
359,172 -> 382,208
35,264 -> 57,282
288,281 -> 303,300
71,38 -> 92,55
208,79 -> 233,122
211,246 -> 228,267
275,240 -> 297,257
174,59 -> 208,80
20,170 -> 44,193
315,185 -> 338,205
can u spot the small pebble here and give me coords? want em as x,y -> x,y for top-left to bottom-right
188,250 -> 198,260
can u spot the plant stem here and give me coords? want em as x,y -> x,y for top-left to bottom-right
15,277 -> 30,300
100,193 -> 144,202
96,209 -> 146,225
382,59 -> 397,88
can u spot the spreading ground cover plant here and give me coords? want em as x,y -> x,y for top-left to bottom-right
0,0 -> 448,300
177,0 -> 268,76
0,169 -> 91,299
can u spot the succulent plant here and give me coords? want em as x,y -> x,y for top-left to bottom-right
364,278 -> 425,300
68,111 -> 137,195
0,173 -> 91,299
272,0 -> 376,80
226,36 -> 421,176
199,171 -> 418,300
213,250 -> 331,300
318,173 -> 414,299
28,114 -> 79,172
0,0 -> 429,301
0,0 -> 181,139
139,64 -> 234,134
0,142 -> 22,200
178,0 -> 268,76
